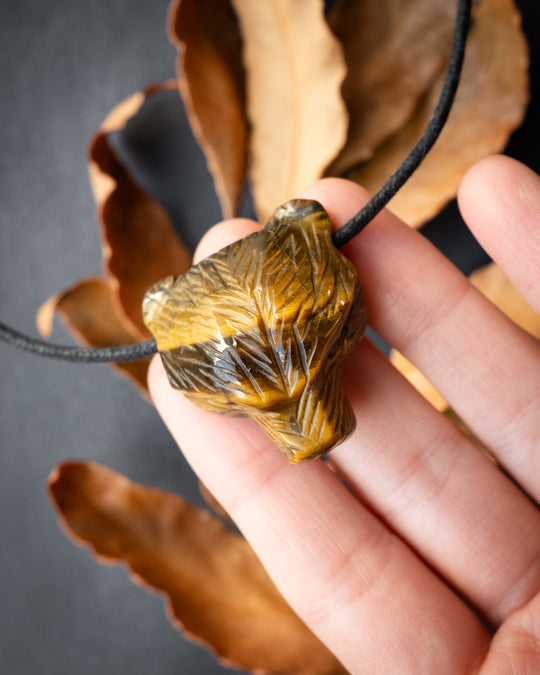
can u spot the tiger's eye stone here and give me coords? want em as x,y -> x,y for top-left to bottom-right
143,199 -> 367,462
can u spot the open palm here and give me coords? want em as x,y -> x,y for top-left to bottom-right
149,155 -> 540,674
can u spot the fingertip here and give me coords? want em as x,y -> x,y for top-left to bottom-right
458,154 -> 539,236
459,154 -> 540,318
458,154 -> 502,207
459,154 -> 526,190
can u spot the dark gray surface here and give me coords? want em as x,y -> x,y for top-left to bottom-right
0,1 -> 538,674
0,1 -> 242,674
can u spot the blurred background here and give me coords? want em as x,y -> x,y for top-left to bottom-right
0,1 -> 538,673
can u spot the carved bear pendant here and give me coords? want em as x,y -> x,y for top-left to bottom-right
142,199 -> 367,462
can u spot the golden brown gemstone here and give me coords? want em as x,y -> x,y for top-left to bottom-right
143,199 -> 367,462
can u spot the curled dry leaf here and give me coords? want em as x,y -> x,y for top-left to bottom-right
36,278 -> 151,396
327,0 -> 456,175
49,462 -> 346,675
169,0 -> 247,220
348,0 -> 529,228
88,82 -> 192,339
231,0 -> 348,221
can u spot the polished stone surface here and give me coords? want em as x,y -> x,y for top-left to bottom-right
144,200 -> 367,462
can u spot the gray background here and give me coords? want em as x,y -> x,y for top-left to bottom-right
0,1 -> 538,674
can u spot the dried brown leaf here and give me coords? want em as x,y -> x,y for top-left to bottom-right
327,0 -> 455,175
37,278 -> 151,396
348,0 -> 529,228
231,0 -> 348,221
169,0 -> 247,220
88,82 -> 192,339
49,462 -> 346,675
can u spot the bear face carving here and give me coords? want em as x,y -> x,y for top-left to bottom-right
143,199 -> 367,462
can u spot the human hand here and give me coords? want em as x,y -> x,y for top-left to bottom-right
148,155 -> 540,674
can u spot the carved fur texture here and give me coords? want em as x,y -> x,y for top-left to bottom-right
143,199 -> 367,462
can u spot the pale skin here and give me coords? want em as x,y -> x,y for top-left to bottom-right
148,155 -> 540,674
